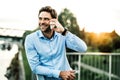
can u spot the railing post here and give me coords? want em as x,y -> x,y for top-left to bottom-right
109,54 -> 112,80
78,53 -> 81,80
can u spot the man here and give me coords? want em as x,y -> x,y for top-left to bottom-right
24,6 -> 87,80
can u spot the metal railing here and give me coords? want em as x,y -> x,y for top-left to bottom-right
67,52 -> 120,80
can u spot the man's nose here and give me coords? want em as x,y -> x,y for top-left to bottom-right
40,19 -> 44,23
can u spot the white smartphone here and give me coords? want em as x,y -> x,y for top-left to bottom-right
50,25 -> 55,29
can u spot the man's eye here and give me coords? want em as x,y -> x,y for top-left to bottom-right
44,18 -> 50,20
38,17 -> 50,21
39,17 -> 42,20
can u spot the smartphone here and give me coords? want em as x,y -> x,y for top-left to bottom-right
50,25 -> 55,29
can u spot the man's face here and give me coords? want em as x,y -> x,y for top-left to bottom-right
38,11 -> 52,32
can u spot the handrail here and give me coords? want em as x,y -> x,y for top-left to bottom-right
67,52 -> 120,55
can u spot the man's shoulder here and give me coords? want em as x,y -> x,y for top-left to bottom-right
26,30 -> 39,39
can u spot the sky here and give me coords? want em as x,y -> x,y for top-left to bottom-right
0,0 -> 120,35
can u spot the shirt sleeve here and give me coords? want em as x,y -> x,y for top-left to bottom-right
24,35 -> 60,78
65,31 -> 87,52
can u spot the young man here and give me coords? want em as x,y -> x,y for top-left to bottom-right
24,6 -> 87,80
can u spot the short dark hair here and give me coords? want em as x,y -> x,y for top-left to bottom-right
38,6 -> 57,19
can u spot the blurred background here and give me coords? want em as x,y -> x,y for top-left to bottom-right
0,0 -> 120,80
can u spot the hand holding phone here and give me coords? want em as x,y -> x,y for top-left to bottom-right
50,19 -> 64,33
50,20 -> 56,29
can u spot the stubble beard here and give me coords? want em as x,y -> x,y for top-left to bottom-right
39,23 -> 52,33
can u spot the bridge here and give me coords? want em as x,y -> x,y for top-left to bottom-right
0,27 -> 25,40
0,27 -> 25,50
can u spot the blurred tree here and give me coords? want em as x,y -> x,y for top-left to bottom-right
58,8 -> 82,38
22,30 -> 32,46
97,33 -> 113,52
110,30 -> 120,50
113,37 -> 120,49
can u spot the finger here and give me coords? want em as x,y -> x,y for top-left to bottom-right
64,76 -> 69,80
50,21 -> 55,25
66,71 -> 75,80
50,19 -> 57,24
70,73 -> 76,79
69,76 -> 75,80
64,78 -> 67,80
70,70 -> 75,73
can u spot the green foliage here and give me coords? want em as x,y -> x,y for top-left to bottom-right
21,30 -> 34,80
85,31 -> 120,52
79,55 -> 120,80
58,8 -> 81,38
21,47 -> 32,80
81,68 -> 108,80
112,56 -> 120,77
22,30 -> 32,45
112,37 -> 120,50
113,49 -> 120,53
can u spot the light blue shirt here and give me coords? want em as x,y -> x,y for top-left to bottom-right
24,30 -> 87,80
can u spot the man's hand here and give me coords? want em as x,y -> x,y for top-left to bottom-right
59,70 -> 76,80
50,19 -> 64,33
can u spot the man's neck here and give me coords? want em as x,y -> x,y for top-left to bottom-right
42,30 -> 54,39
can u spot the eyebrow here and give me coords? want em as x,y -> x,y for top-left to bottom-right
39,17 -> 50,20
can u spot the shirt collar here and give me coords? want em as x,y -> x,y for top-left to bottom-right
37,30 -> 58,39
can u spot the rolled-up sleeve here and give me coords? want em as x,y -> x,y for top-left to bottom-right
65,31 -> 87,52
24,35 -> 60,78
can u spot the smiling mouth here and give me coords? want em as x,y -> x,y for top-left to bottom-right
40,25 -> 46,28
40,23 -> 49,27
41,25 -> 46,27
